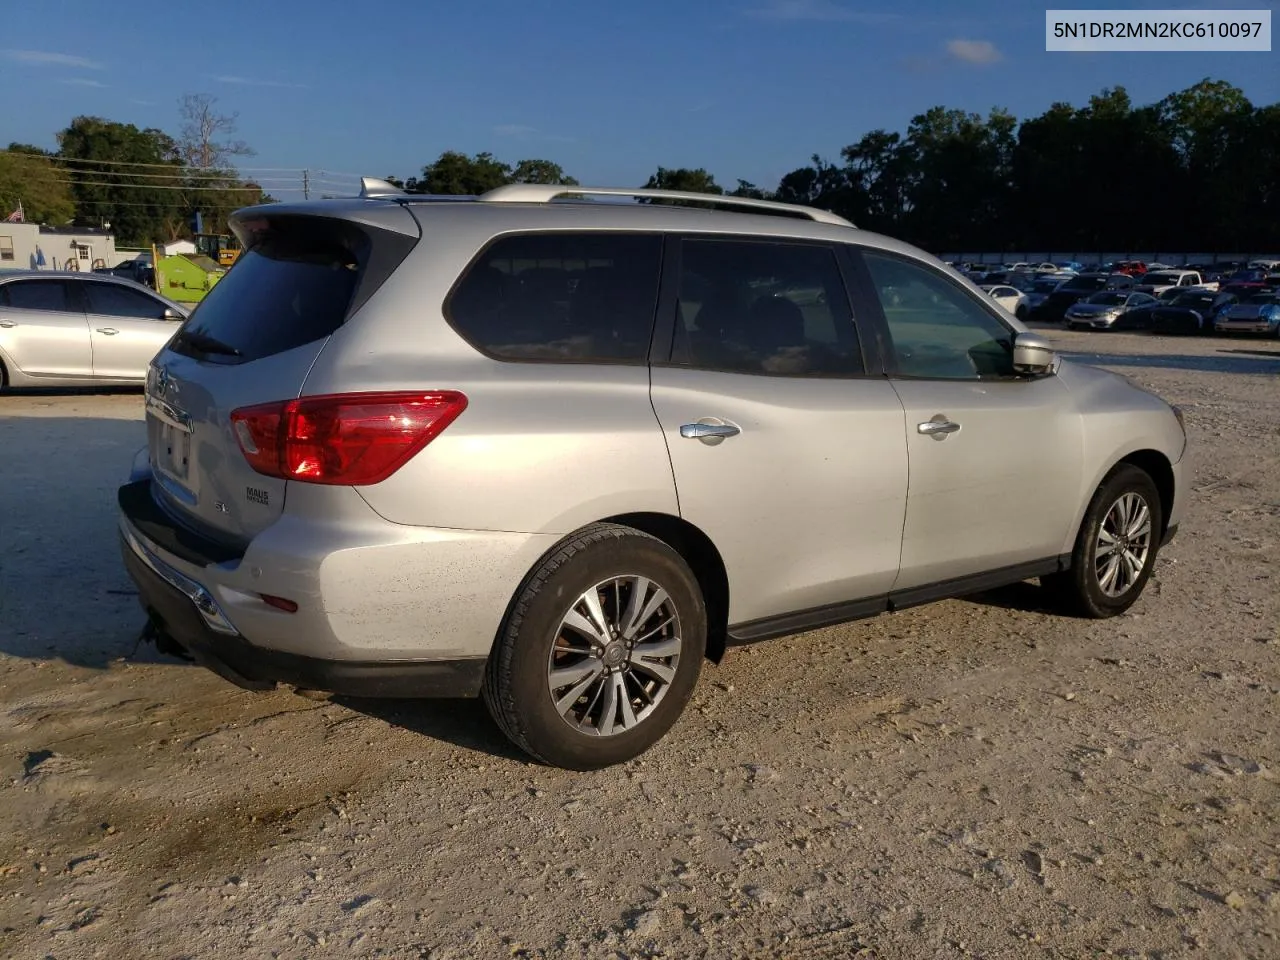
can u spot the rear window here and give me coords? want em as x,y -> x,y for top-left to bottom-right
447,232 -> 662,363
172,218 -> 367,363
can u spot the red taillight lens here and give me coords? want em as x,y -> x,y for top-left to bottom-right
230,391 -> 467,486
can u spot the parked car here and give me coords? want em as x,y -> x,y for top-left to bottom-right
980,284 -> 1029,319
1214,291 -> 1280,337
1113,261 -> 1148,276
1065,291 -> 1160,330
1150,290 -> 1238,336
1024,278 -> 1067,313
117,180 -> 1188,769
1136,270 -> 1218,296
0,270 -> 189,388
1031,274 -> 1110,321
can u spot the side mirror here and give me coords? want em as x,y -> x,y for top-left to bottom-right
1012,331 -> 1055,376
163,307 -> 184,321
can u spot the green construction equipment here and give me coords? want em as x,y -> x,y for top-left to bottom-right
150,245 -> 226,304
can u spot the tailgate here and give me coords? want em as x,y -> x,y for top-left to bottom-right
145,204 -> 420,545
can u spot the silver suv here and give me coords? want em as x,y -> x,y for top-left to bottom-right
118,181 -> 1188,770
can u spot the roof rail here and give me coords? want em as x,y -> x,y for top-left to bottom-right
359,176 -> 407,199
478,184 -> 855,228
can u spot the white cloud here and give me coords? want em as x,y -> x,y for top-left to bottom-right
212,74 -> 308,89
493,124 -> 576,143
4,49 -> 102,69
61,78 -> 107,88
494,124 -> 539,137
946,38 -> 1003,64
744,0 -> 900,23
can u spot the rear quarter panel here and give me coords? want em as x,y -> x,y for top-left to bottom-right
298,224 -> 678,535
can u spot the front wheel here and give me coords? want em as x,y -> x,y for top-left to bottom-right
1042,464 -> 1163,618
483,524 -> 706,770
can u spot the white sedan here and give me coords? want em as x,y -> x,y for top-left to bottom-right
980,284 -> 1029,320
0,271 -> 190,389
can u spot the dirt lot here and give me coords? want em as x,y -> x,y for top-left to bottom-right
1,329 -> 1278,960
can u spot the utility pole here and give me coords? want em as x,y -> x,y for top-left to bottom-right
303,169 -> 310,200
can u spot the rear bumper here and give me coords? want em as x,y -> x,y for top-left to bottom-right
117,476 -> 557,694
1215,321 -> 1277,334
120,525 -> 486,697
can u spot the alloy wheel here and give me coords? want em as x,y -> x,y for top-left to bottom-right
547,576 -> 682,737
1095,492 -> 1153,598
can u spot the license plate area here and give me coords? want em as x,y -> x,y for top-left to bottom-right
155,418 -> 192,485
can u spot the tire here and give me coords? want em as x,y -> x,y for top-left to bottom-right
482,523 -> 706,770
1015,304 -> 1028,321
1042,464 -> 1163,618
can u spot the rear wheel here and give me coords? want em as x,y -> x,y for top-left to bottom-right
483,524 -> 706,770
1043,464 -> 1163,618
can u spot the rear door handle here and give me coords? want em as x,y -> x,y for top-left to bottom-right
96,327 -> 120,335
680,420 -> 741,445
917,415 -> 961,440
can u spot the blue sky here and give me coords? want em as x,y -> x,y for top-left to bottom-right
2,0 -> 1277,199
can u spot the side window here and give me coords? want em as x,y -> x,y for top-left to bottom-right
84,282 -> 167,319
447,233 -> 662,363
670,238 -> 862,377
862,252 -> 1015,380
4,280 -> 71,312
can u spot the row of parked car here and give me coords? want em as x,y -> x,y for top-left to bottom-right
971,263 -> 1280,338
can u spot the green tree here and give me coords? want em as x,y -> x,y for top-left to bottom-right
774,155 -> 856,220
0,145 -> 75,224
417,151 -> 512,194
642,167 -> 723,194
728,179 -> 769,199
510,158 -> 577,185
57,116 -> 184,245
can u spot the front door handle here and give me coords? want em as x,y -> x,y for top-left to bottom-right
96,327 -> 120,335
0,319 -> 15,328
917,414 -> 961,440
680,419 -> 741,445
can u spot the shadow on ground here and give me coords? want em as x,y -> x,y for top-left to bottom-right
1062,349 -> 1280,375
0,414 -> 148,667
336,696 -> 532,764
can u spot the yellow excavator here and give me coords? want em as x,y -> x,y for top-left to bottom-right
194,233 -> 241,268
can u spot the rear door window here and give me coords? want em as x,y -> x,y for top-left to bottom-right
669,238 -> 863,376
4,280 -> 73,312
172,217 -> 367,363
83,281 -> 168,319
447,233 -> 662,363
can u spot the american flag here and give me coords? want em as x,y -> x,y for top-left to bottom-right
4,201 -> 23,223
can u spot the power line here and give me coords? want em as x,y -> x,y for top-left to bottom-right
50,178 -> 272,192
19,161 -> 300,184
10,152 -> 324,173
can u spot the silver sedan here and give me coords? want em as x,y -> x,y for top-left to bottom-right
0,270 -> 189,389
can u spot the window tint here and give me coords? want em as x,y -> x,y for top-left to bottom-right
4,280 -> 71,312
84,282 -> 168,319
174,217 -> 364,363
670,239 -> 861,377
863,252 -> 1014,380
448,233 -> 662,363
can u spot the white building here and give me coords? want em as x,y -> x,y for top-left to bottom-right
0,221 -> 122,271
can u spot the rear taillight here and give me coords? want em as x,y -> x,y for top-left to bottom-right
230,391 -> 467,486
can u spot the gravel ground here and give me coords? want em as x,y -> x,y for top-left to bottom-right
1,329 -> 1278,960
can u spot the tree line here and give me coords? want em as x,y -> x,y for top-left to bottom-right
0,94 -> 266,246
4,78 -> 1276,253
392,78 -> 1277,254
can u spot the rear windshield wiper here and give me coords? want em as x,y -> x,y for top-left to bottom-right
176,329 -> 243,358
